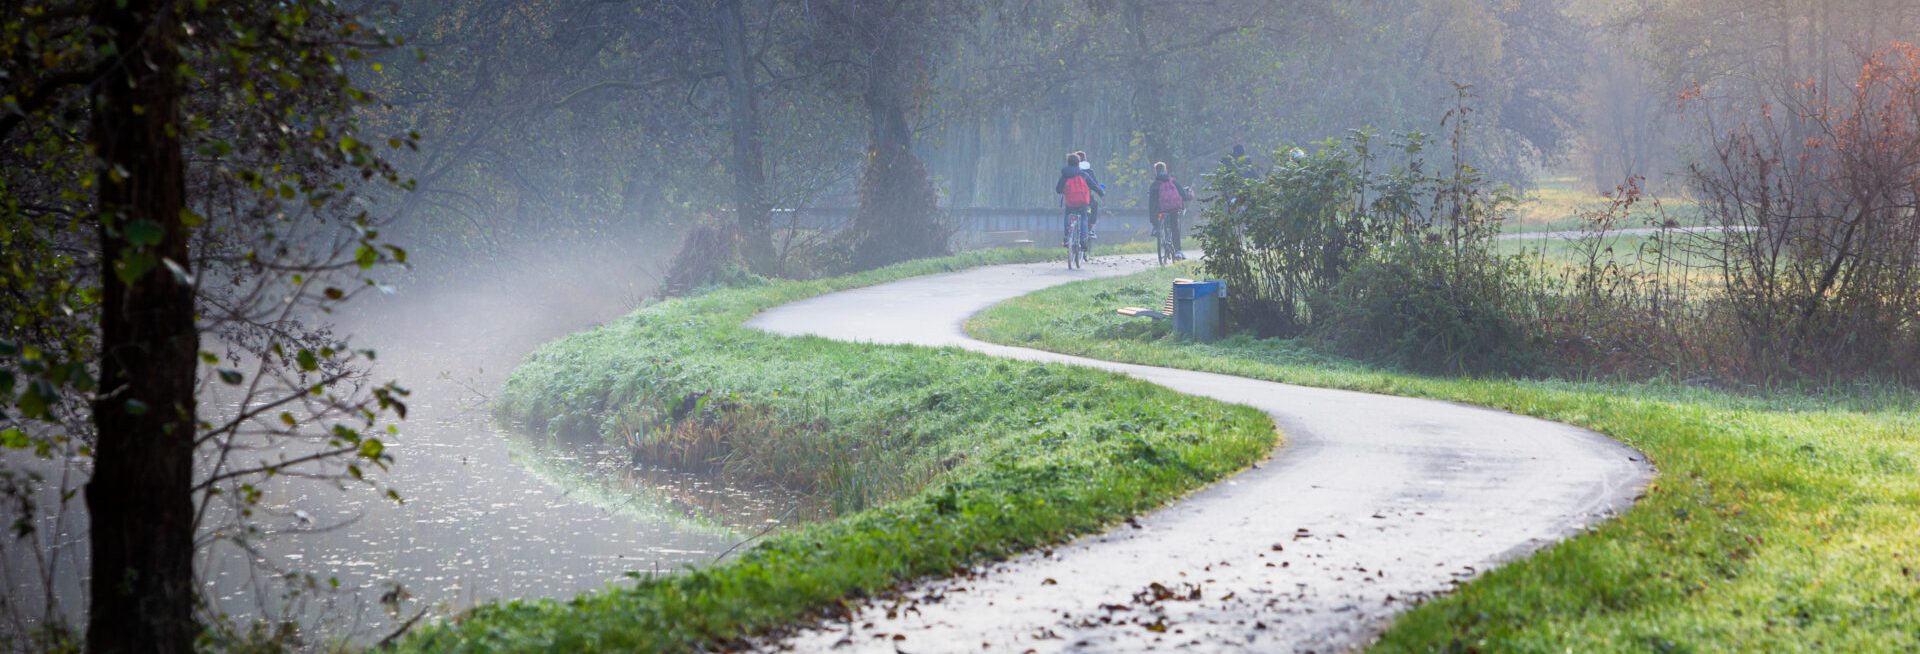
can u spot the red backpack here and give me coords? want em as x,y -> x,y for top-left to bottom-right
1156,177 -> 1184,212
1063,174 -> 1092,208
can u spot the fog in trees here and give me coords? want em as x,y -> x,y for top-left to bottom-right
4,0 -> 1918,651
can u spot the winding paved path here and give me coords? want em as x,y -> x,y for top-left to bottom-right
747,254 -> 1652,653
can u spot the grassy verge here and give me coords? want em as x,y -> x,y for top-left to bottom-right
395,245 -> 1276,652
968,265 -> 1920,652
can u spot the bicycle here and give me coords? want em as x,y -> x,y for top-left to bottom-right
1065,207 -> 1092,269
1153,211 -> 1180,266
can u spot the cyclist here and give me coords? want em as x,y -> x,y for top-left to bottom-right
1146,161 -> 1193,260
1073,151 -> 1106,238
1055,153 -> 1101,246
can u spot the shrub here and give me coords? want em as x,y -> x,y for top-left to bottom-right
1318,242 -> 1543,375
1198,95 -> 1535,372
661,220 -> 765,297
1685,43 -> 1920,382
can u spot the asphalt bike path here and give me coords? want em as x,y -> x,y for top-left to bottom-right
746,254 -> 1652,652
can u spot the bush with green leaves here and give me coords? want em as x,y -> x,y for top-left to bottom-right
1197,107 -> 1532,373
1316,241 -> 1543,375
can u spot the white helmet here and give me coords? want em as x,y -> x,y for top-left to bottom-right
1079,160 -> 1092,171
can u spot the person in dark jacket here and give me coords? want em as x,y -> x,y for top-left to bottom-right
1054,153 -> 1102,246
1073,151 -> 1105,236
1146,161 -> 1192,259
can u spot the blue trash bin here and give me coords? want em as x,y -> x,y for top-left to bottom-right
1173,280 -> 1226,341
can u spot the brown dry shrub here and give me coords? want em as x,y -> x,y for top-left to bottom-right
660,220 -> 759,297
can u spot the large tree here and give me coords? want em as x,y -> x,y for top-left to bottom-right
807,0 -> 975,270
80,0 -> 198,648
3,1 -> 411,648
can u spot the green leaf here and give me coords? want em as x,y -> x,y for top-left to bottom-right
123,399 -> 148,416
354,244 -> 377,269
217,368 -> 244,385
123,220 -> 164,247
114,251 -> 157,284
68,368 -> 95,393
358,438 -> 384,460
1,428 -> 28,449
17,380 -> 55,420
296,349 -> 318,372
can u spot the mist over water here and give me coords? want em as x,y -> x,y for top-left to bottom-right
1,227 -> 811,642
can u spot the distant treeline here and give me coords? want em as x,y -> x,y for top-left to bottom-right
357,0 -> 1920,274
361,0 -> 1591,272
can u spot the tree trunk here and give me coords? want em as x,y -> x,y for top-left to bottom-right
1058,87 -> 1076,157
619,167 -> 656,222
849,44 -> 943,270
85,1 -> 199,653
1125,0 -> 1172,168
717,0 -> 775,272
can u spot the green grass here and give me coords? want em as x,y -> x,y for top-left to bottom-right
1510,175 -> 1701,233
395,245 -> 1276,652
967,265 -> 1920,653
1497,231 -> 1725,294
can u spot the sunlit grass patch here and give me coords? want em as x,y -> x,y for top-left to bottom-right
1510,176 -> 1700,233
396,244 -> 1274,652
967,266 -> 1920,653
1496,232 -> 1726,295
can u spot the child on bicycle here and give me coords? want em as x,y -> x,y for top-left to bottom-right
1073,151 -> 1105,238
1146,161 -> 1192,259
1055,153 -> 1102,246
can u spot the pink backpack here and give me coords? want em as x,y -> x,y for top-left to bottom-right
1157,177 -> 1184,212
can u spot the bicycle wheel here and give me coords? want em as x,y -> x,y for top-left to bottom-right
1079,219 -> 1093,263
1154,217 -> 1170,266
1066,215 -> 1081,269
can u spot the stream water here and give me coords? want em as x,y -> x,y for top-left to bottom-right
1,261 -> 808,646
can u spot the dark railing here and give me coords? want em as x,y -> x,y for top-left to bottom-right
772,207 -> 1167,246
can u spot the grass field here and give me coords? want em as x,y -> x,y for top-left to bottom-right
395,246 -> 1277,652
1497,230 -> 1727,295
966,265 -> 1920,652
1510,175 -> 1701,233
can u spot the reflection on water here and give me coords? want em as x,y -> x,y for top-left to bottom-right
512,438 -> 827,538
194,399 -> 770,638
